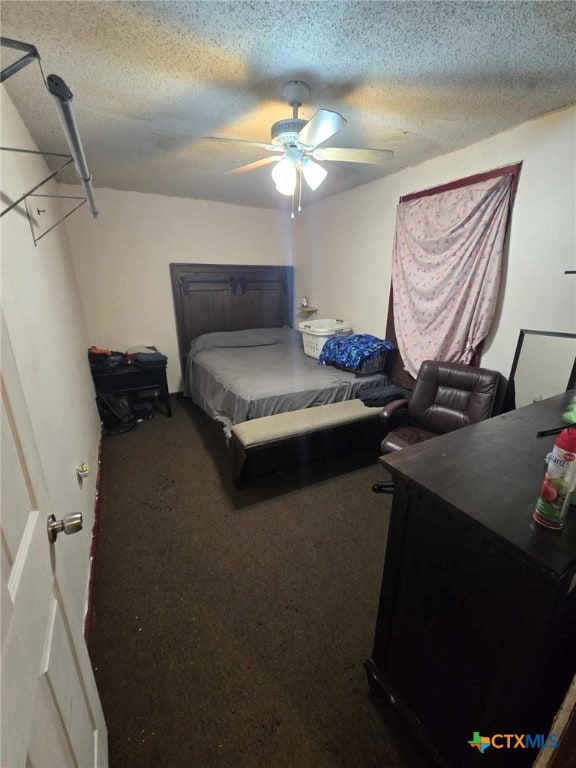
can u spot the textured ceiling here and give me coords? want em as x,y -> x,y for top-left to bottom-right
1,1 -> 575,211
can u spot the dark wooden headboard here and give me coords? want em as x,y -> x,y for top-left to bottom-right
170,263 -> 294,376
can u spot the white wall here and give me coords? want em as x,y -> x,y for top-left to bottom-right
294,105 -> 576,379
63,188 -> 293,391
1,89 -> 102,623
63,105 -> 575,391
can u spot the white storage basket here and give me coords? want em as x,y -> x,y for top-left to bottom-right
298,319 -> 353,359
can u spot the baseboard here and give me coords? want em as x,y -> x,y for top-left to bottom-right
83,431 -> 103,643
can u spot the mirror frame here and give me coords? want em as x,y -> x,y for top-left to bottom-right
504,329 -> 576,411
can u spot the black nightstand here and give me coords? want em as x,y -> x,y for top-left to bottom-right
91,363 -> 171,417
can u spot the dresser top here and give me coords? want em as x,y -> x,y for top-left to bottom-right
381,391 -> 576,577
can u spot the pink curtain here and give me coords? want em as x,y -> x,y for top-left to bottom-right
392,174 -> 513,378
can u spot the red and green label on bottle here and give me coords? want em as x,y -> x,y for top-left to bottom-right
533,427 -> 576,530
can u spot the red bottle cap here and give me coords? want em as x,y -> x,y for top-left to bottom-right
556,427 -> 576,454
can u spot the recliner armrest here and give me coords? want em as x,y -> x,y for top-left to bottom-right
380,398 -> 409,421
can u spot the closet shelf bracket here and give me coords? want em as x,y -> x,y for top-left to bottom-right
25,193 -> 87,246
0,146 -> 87,246
1,35 -> 98,243
1,146 -> 73,216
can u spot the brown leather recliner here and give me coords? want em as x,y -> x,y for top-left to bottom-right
373,359 -> 502,493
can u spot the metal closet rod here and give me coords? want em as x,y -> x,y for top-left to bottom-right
1,36 -> 98,218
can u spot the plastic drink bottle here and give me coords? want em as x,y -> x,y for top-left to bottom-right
533,427 -> 576,530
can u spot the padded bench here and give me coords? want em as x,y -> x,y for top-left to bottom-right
230,398 -> 382,486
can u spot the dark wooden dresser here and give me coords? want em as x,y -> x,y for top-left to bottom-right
366,392 -> 576,768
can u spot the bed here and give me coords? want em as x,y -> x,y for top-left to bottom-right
184,326 -> 384,437
170,263 -> 386,438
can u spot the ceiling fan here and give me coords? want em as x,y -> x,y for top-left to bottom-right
204,81 -> 394,212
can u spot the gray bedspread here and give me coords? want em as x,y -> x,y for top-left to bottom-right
184,326 -> 385,437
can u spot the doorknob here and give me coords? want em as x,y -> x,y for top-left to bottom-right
47,513 -> 83,543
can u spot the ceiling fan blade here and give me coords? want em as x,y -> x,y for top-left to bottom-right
202,137 -> 280,152
312,147 -> 394,164
297,110 -> 347,149
225,156 -> 281,175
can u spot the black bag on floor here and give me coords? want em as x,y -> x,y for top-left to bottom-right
96,394 -> 136,435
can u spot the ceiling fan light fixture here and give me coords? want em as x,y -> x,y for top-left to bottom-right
301,158 -> 327,191
213,81 -> 392,209
272,156 -> 297,196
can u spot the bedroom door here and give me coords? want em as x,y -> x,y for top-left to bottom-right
1,316 -> 108,766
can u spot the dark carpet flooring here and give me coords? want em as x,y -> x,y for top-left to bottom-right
88,396 -> 434,768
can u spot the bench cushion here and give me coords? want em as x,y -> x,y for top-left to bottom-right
230,399 -> 382,484
232,399 -> 379,448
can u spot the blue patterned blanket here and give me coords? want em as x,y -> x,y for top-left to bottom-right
319,334 -> 395,372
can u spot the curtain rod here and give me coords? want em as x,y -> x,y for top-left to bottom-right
46,74 -> 98,218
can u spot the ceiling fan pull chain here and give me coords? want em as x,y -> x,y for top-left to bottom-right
298,170 -> 302,212
291,190 -> 295,219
